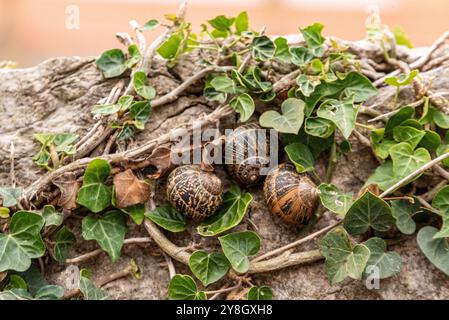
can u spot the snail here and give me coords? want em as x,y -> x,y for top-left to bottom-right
225,123 -> 271,186
166,165 -> 223,220
263,163 -> 319,225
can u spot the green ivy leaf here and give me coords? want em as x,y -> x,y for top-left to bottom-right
96,49 -> 127,78
157,33 -> 183,60
418,130 -> 441,151
251,36 -> 276,61
417,226 -> 449,277
140,19 -> 159,32
42,205 -> 63,227
317,98 -> 358,139
82,211 -> 127,262
208,15 -> 234,31
318,183 -> 353,217
365,160 -> 398,191
431,186 -> 449,238
168,275 -> 206,300
218,231 -> 260,273
130,100 -> 152,129
389,142 -> 430,180
384,107 -> 414,137
284,143 -> 314,173
133,71 -> 156,100
319,228 -> 371,285
210,76 -> 240,94
290,47 -> 314,66
392,126 -> 425,149
296,75 -> 320,97
234,11 -> 248,35
0,187 -> 23,207
343,191 -> 394,235
53,226 -> 76,263
230,93 -> 255,122
259,98 -> 305,134
363,237 -> 401,279
247,286 -> 273,300
390,199 -> 420,235
385,69 -> 419,87
117,123 -> 135,141
393,26 -> 413,48
0,211 -> 45,272
91,103 -> 121,115
121,204 -> 145,225
146,205 -> 187,233
198,185 -> 252,237
203,86 -> 227,103
432,107 -> 449,129
34,285 -> 64,300
5,275 -> 27,290
126,44 -> 142,68
79,272 -> 111,300
274,37 -> 292,63
300,23 -> 325,56
76,159 -> 112,213
189,251 -> 230,286
304,117 -> 335,138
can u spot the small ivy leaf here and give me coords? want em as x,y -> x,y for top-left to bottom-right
113,169 -> 150,208
431,186 -> 449,239
140,19 -> 159,32
393,26 -> 413,48
208,15 -> 234,32
203,86 -> 227,103
0,207 -> 10,219
247,286 -> 273,300
157,33 -> 183,60
5,274 -> 27,290
133,71 -> 156,100
146,205 -> 187,233
120,204 -> 145,225
234,11 -> 248,35
34,285 -> 64,300
290,47 -> 314,66
53,173 -> 80,210
304,117 -> 335,138
0,187 -> 23,207
0,211 -> 45,272
0,288 -> 32,300
218,231 -> 260,273
390,199 -> 420,235
300,23 -> 325,56
210,76 -> 240,94
189,251 -> 230,286
274,37 -> 292,63
296,75 -> 320,97
389,142 -> 430,181
117,124 -> 135,141
230,93 -> 255,122
419,130 -> 441,151
318,183 -> 353,217
42,205 -> 63,227
79,272 -> 111,300
118,95 -> 134,111
130,100 -> 152,129
385,69 -> 419,87
251,36 -> 276,61
168,274 -> 206,300
53,134 -> 77,155
363,237 -> 402,279
91,103 -> 121,115
96,49 -> 127,78
82,210 -> 127,262
317,98 -> 358,139
392,126 -> 425,149
76,159 -> 112,213
284,143 -> 314,173
343,191 -> 395,235
53,226 -> 76,263
417,226 -> 449,277
198,185 -> 252,237
384,106 -> 414,137
432,107 -> 449,129
365,160 -> 398,191
319,228 -> 371,285
259,98 -> 305,134
437,144 -> 449,168
126,44 -> 142,68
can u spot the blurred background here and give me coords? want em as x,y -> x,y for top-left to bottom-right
1,0 -> 448,67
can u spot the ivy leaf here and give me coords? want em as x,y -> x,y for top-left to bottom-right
300,23 -> 325,56
251,36 -> 276,61
133,71 -> 156,100
208,15 -> 234,31
290,47 -> 314,66
247,286 -> 273,300
259,98 -> 305,134
432,108 -> 449,129
42,205 -> 63,227
168,275 -> 206,300
146,205 -> 187,233
189,251 -> 230,286
121,204 -> 145,225
317,98 -> 358,139
363,237 -> 401,279
203,86 -> 227,103
284,143 -> 314,173
34,285 -> 64,300
53,226 -> 76,263
385,69 -> 419,87
76,159 -> 112,213
53,134 -> 77,155
230,93 -> 255,122
96,49 -> 127,78
157,33 -> 183,59
198,185 -> 252,237
384,106 -> 414,137
365,160 -> 398,191
126,44 -> 142,68
91,103 -> 121,115
417,226 -> 449,277
218,231 -> 260,273
393,26 -> 413,48
305,117 -> 335,138
393,126 -> 425,149
0,211 -> 45,272
234,11 -> 248,35
389,143 -> 430,180
140,19 -> 159,32
390,199 -> 420,235
0,187 -> 23,207
82,211 -> 127,262
296,75 -> 320,97
343,191 -> 395,235
319,228 -> 371,285
210,76 -> 240,94
79,272 -> 111,300
274,37 -> 291,63
419,130 -> 441,151
318,183 -> 353,217
431,186 -> 449,238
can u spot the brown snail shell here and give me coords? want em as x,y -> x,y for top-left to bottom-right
225,123 -> 271,186
263,163 -> 319,225
166,165 -> 223,220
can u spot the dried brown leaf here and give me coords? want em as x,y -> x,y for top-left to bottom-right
357,183 -> 380,198
146,145 -> 173,179
113,169 -> 150,208
53,173 -> 80,210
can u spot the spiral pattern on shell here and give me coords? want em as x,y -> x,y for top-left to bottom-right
225,123 -> 271,186
166,165 -> 223,220
263,163 -> 319,225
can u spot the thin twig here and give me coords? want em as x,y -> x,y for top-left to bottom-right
163,252 -> 177,279
204,281 -> 242,295
9,142 -> 16,188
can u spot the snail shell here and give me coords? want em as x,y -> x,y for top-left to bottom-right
263,163 -> 319,225
225,123 -> 271,186
166,165 -> 223,220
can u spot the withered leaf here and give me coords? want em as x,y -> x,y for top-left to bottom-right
357,184 -> 380,198
53,173 -> 80,210
113,169 -> 150,208
146,145 -> 173,179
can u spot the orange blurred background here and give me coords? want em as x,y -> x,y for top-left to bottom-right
1,0 -> 448,67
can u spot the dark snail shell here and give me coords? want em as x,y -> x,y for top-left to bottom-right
225,123 -> 271,186
263,163 -> 319,225
166,165 -> 223,220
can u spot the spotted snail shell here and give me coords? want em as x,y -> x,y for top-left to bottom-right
166,165 -> 223,220
263,163 -> 319,225
225,123 -> 271,186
